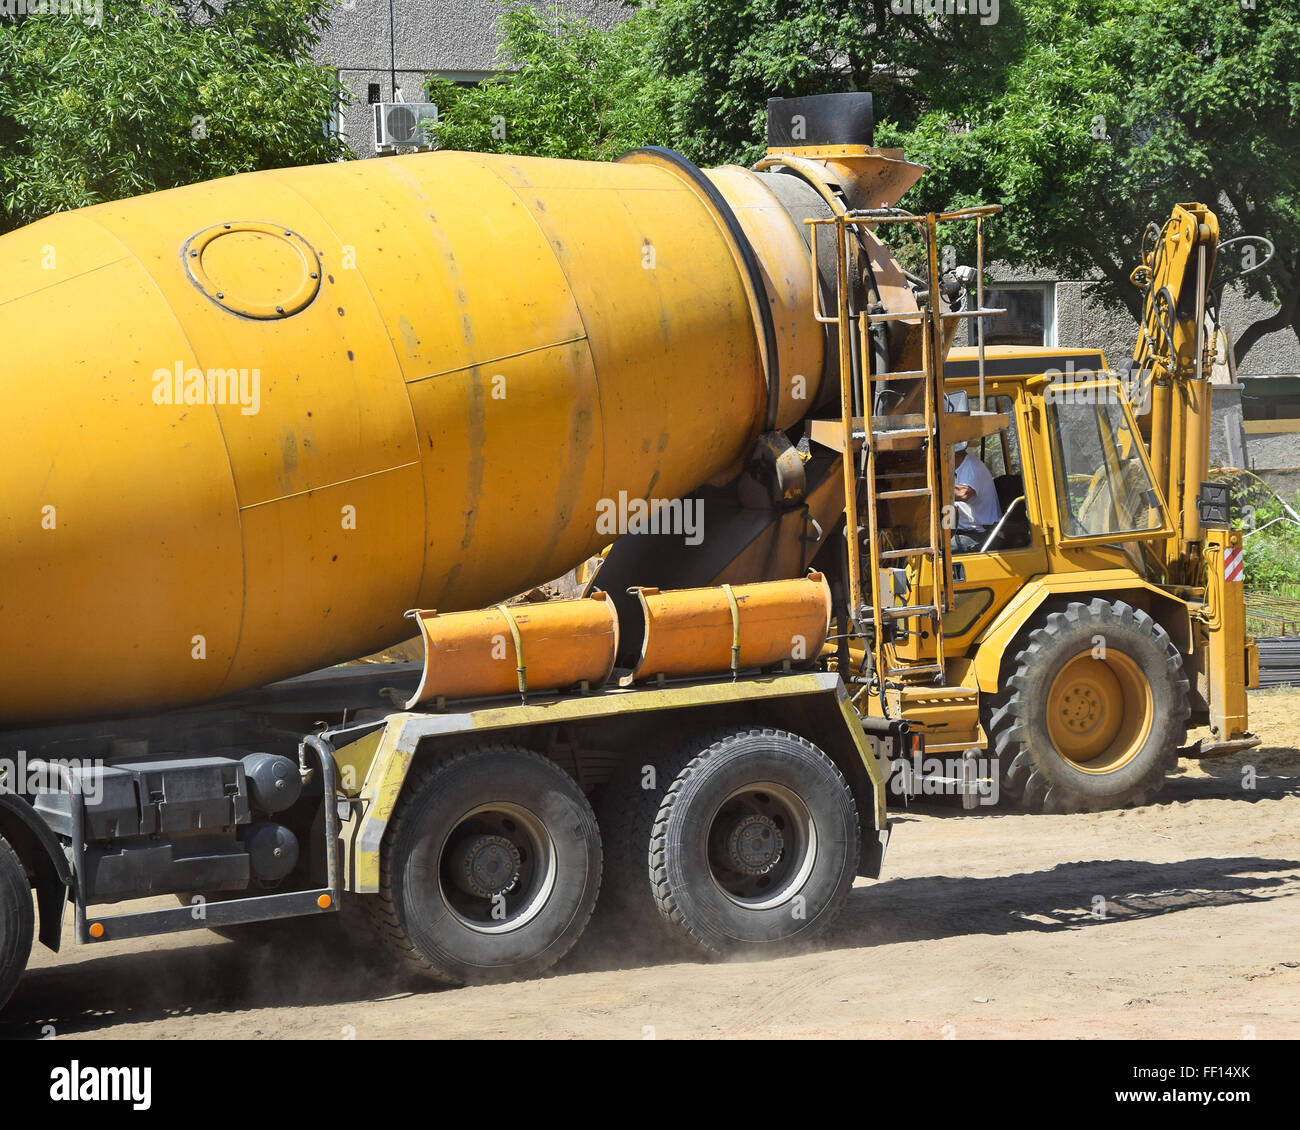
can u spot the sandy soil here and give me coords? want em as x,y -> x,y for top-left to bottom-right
4,690 -> 1298,1041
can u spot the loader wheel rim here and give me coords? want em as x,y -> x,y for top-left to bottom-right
437,803 -> 556,934
1046,650 -> 1153,773
706,782 -> 816,910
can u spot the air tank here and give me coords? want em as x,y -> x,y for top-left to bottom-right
0,106 -> 923,724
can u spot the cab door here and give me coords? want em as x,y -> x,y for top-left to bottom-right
892,385 -> 1048,662
948,388 -> 1049,644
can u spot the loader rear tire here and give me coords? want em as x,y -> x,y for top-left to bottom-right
0,833 -> 34,1012
647,727 -> 859,955
988,598 -> 1189,813
366,745 -> 601,986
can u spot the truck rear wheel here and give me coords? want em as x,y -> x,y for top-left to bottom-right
591,731 -> 694,959
606,727 -> 859,956
366,745 -> 601,986
0,833 -> 34,1011
988,598 -> 1189,813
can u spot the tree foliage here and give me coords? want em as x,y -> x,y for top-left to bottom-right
0,0 -> 348,234
882,0 -> 1300,358
431,0 -> 1299,362
644,0 -> 1017,168
425,3 -> 670,161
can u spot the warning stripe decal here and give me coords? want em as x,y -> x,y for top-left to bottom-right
1224,545 -> 1245,583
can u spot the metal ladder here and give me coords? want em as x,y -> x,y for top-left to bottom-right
808,205 -> 1003,694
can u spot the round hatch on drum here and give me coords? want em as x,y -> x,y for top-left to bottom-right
183,221 -> 322,319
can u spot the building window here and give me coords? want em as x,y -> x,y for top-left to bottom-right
429,71 -> 496,89
969,284 -> 1055,348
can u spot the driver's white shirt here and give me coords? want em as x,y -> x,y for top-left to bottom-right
954,452 -> 1001,528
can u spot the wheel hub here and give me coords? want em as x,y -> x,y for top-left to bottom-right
723,813 -> 784,875
1045,650 -> 1154,771
1059,682 -> 1103,733
449,833 -> 521,899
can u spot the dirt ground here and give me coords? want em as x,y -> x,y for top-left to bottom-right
4,690 -> 1298,1041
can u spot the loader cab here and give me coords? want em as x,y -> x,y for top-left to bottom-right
1041,384 -> 1171,545
932,345 -> 1165,646
936,347 -> 1173,648
941,348 -> 1067,568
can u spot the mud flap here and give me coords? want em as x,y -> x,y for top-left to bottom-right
860,823 -> 891,879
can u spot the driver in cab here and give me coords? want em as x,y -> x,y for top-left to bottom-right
951,440 -> 1001,553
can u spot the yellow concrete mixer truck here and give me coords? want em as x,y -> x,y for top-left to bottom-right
0,93 -> 1256,1003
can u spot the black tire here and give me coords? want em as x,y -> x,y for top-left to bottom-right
988,598 -> 1189,813
644,727 -> 860,956
0,833 -> 34,1012
365,744 -> 601,986
591,732 -> 698,960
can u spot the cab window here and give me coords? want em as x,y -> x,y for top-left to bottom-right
953,391 -> 1032,553
976,394 -> 1020,479
1048,391 -> 1164,537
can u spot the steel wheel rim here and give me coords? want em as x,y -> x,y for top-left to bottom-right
706,781 -> 817,911
437,803 -> 557,934
1046,650 -> 1153,773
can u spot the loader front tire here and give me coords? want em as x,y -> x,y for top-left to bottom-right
0,833 -> 34,1012
988,598 -> 1189,813
367,745 -> 601,986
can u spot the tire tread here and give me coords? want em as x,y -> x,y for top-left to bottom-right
364,743 -> 601,985
648,727 -> 859,955
990,599 -> 1190,813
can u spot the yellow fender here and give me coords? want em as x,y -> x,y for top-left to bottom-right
971,569 -> 1193,694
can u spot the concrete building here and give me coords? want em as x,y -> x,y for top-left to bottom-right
975,261 -> 1300,483
315,0 -> 625,157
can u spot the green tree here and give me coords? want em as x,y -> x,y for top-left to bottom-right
644,0 -> 1013,169
881,0 -> 1300,362
542,0 -> 1296,365
424,2 -> 669,161
0,0 -> 348,234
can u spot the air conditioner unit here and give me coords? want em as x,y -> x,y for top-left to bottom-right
374,102 -> 438,153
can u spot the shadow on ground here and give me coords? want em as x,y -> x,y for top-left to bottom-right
885,762 -> 1299,821
4,850 -> 1296,1038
